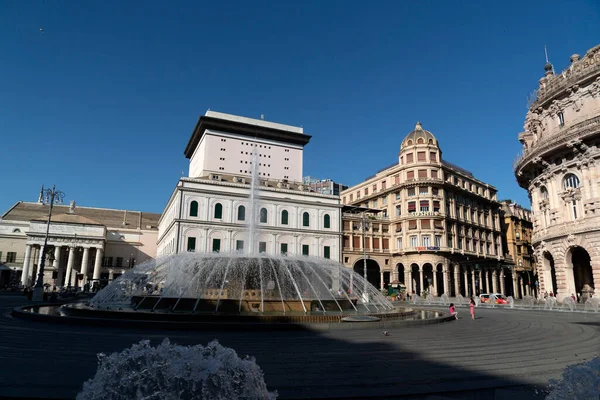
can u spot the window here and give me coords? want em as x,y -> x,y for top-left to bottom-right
382,196 -> 387,205
408,220 -> 417,230
417,152 -> 426,161
214,203 -> 223,219
409,235 -> 418,247
406,153 -> 414,163
324,214 -> 331,228
116,257 -> 123,268
563,174 -> 580,189
422,235 -> 431,247
187,237 -> 196,252
431,169 -> 438,179
420,200 -> 429,212
302,212 -> 310,227
281,210 -> 289,225
571,200 -> 578,220
447,234 -> 453,247
364,187 -> 369,196
407,170 -> 415,180
372,184 -> 377,192
395,205 -> 401,216
212,238 -> 221,253
421,219 -> 431,229
127,258 -> 136,268
259,242 -> 267,253
12,228 -> 20,233
235,240 -> 244,252
381,181 -> 387,190
190,201 -> 198,217
430,152 -> 437,162
434,235 -> 442,247
558,111 -> 565,126
6,252 -> 16,263
302,244 -> 309,256
408,187 -> 416,196
280,243 -> 288,255
395,192 -> 401,200
419,186 -> 428,195
540,186 -> 549,199
408,201 -> 416,213
433,201 -> 440,212
394,174 -> 400,185
260,208 -> 268,223
418,169 -> 427,178
237,205 -> 246,221
324,246 -> 331,259
397,238 -> 402,249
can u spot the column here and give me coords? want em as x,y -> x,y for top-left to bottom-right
471,268 -> 476,297
380,271 -> 384,290
478,269 -> 483,293
500,269 -> 506,295
108,270 -> 114,280
442,265 -> 449,296
485,269 -> 491,294
392,269 -> 398,282
80,247 -> 90,285
463,267 -> 468,296
20,245 -> 33,286
512,273 -> 519,298
524,279 -> 530,296
492,270 -> 499,293
64,246 -> 76,287
54,246 -> 63,286
419,268 -> 424,295
454,265 -> 460,297
432,269 -> 438,296
93,248 -> 103,281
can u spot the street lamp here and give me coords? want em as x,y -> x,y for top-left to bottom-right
358,213 -> 372,301
32,185 -> 65,301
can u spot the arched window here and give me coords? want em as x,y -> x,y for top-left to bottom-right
540,186 -> 549,199
12,228 -> 21,233
281,210 -> 288,225
190,201 -> 198,217
214,203 -> 223,219
237,205 -> 245,221
406,139 -> 413,146
324,214 -> 331,229
260,208 -> 267,223
302,212 -> 310,227
563,174 -> 580,189
417,137 -> 424,144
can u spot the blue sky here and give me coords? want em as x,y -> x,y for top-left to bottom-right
1,0 -> 599,214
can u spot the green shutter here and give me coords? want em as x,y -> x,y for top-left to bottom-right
324,214 -> 330,228
280,243 -> 288,255
324,246 -> 330,259
190,201 -> 198,217
260,208 -> 267,223
281,210 -> 288,225
238,205 -> 245,221
259,242 -> 266,253
187,237 -> 196,252
302,245 -> 309,256
214,203 -> 223,219
212,238 -> 221,253
303,212 -> 310,227
236,240 -> 244,251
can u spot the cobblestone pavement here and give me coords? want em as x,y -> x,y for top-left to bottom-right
0,295 -> 598,399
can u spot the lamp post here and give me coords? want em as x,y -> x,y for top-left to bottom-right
359,213 -> 371,301
32,185 -> 64,301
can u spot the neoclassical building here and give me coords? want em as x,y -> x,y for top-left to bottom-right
157,111 -> 342,260
341,123 -> 506,297
499,200 -> 535,298
0,198 -> 159,288
514,44 -> 600,301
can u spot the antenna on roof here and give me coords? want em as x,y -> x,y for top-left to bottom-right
544,45 -> 555,74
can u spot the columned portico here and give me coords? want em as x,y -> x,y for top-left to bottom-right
500,269 -> 506,295
453,265 -> 460,297
492,270 -> 498,293
485,269 -> 490,294
418,269 -> 424,295
65,246 -> 76,287
93,247 -> 103,281
463,267 -> 468,296
80,247 -> 90,285
471,268 -> 476,297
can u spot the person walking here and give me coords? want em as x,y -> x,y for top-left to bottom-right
469,297 -> 476,320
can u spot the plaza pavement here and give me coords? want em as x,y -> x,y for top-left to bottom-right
0,294 -> 598,399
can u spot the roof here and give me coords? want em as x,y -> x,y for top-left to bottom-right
184,113 -> 312,158
2,202 -> 160,230
401,122 -> 438,148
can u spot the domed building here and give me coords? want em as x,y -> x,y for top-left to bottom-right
514,44 -> 600,302
342,123 -> 508,298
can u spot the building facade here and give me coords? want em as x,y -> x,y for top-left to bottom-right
499,200 -> 535,298
341,123 -> 506,297
158,111 -> 342,260
0,198 -> 159,288
303,177 -> 348,196
514,44 -> 600,302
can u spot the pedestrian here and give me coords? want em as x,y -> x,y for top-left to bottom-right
449,303 -> 458,319
470,297 -> 476,320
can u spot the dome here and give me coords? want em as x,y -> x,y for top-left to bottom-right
401,122 -> 438,148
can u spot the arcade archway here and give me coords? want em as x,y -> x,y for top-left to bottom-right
542,252 -> 557,295
566,246 -> 594,298
353,259 -> 381,289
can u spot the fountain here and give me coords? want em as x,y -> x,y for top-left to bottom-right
522,295 -> 536,308
584,297 -> 600,312
439,293 -> 450,306
507,296 -> 514,308
456,294 -> 466,306
544,296 -> 557,310
488,294 -> 497,308
76,338 -> 277,400
561,297 -> 576,312
411,294 -> 421,305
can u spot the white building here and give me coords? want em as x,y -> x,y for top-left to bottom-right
158,111 -> 342,260
0,198 -> 159,288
